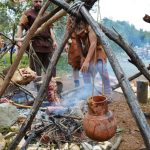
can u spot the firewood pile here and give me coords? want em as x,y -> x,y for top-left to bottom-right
19,101 -> 116,150
0,86 -> 122,150
27,101 -> 87,147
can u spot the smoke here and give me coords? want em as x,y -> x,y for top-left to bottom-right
61,84 -> 94,108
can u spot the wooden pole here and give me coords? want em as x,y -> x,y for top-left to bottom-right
35,9 -> 67,36
8,19 -> 76,150
0,1 -> 50,97
100,24 -> 150,81
80,6 -> 150,149
112,64 -> 150,90
49,0 -> 150,148
137,80 -> 148,103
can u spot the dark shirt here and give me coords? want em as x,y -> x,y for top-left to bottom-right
19,8 -> 54,53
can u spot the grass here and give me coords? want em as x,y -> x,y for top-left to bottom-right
0,52 -> 71,76
56,52 -> 72,76
0,53 -> 28,73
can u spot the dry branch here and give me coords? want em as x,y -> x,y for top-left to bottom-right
112,64 -> 150,90
0,1 -> 50,98
100,24 -> 150,81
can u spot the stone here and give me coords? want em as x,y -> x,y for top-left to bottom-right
0,133 -> 6,150
69,143 -> 80,150
81,142 -> 93,150
99,141 -> 112,150
0,103 -> 19,127
93,145 -> 102,150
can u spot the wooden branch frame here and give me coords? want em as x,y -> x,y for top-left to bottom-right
49,0 -> 150,149
112,64 -> 150,90
0,0 -> 50,97
100,24 -> 150,81
5,0 -> 150,149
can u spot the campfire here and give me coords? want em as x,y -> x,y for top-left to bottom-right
0,78 -> 120,149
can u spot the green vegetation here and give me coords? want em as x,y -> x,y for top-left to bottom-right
56,53 -> 71,76
0,52 -> 71,76
103,18 -> 150,50
0,53 -> 28,72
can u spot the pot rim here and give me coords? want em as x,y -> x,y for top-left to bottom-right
88,95 -> 108,104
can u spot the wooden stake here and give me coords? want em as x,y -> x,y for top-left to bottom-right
137,80 -> 148,103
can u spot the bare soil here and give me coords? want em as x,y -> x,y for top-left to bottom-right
59,75 -> 150,150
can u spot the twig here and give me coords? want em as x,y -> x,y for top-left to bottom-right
110,134 -> 122,150
21,123 -> 52,150
53,114 -> 82,120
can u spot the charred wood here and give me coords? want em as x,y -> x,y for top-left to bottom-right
21,123 -> 52,150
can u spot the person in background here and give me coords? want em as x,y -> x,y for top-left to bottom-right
77,19 -> 111,96
0,36 -> 4,52
16,0 -> 61,104
143,14 -> 150,23
16,0 -> 57,77
65,16 -> 82,87
68,17 -> 111,96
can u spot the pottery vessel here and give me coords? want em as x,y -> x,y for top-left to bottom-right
83,95 -> 117,141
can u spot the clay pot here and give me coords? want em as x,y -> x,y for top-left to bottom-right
83,95 -> 117,141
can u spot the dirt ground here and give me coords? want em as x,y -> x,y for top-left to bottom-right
59,75 -> 150,150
